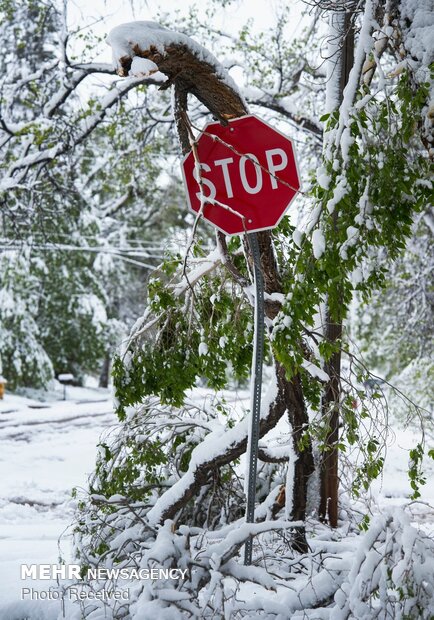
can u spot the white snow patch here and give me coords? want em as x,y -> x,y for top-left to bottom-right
312,229 -> 326,259
129,56 -> 159,76
292,228 -> 304,248
317,166 -> 331,190
326,178 -> 348,214
198,342 -> 208,356
219,336 -> 227,348
301,360 -> 330,382
350,267 -> 363,286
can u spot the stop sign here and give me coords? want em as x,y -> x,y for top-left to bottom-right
181,115 -> 300,236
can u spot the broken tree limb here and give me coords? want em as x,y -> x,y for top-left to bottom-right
107,21 -> 246,125
107,21 -> 314,547
147,363 -> 285,526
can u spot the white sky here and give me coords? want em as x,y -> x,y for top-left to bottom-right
68,0 -> 296,30
66,0 -> 310,185
67,0 -> 306,64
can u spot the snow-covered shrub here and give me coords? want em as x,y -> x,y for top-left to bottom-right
72,487 -> 434,620
83,396 -> 247,525
335,509 -> 434,619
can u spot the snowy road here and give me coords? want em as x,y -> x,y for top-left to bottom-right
0,388 -> 116,611
0,386 -> 433,619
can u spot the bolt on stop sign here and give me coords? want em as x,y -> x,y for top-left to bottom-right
181,115 -> 300,236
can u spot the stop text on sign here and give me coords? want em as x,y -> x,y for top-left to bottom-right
181,115 -> 300,236
194,148 -> 289,200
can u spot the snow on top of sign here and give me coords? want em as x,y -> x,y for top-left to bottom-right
58,373 -> 74,382
106,21 -> 242,98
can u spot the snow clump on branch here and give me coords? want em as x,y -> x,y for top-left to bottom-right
106,20 -> 242,97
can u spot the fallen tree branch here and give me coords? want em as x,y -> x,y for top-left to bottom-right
147,365 -> 285,525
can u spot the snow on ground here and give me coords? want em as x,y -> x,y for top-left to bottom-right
0,383 -> 433,617
0,384 -> 116,613
370,426 -> 434,529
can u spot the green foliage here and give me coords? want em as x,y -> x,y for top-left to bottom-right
353,453 -> 385,497
271,68 -> 432,495
113,255 -> 253,418
77,394 -> 243,533
359,513 -> 371,532
320,73 -> 429,279
408,443 -> 426,500
341,396 -> 361,446
93,436 -> 168,501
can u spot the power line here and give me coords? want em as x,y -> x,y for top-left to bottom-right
0,242 -> 165,270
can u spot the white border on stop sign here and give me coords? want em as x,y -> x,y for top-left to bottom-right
180,114 -> 302,237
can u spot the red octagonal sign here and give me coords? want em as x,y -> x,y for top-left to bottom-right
181,115 -> 300,236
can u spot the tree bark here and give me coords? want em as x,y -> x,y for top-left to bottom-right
319,11 -> 354,527
98,353 -> 111,388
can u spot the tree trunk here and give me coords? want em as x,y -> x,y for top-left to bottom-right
110,28 -> 314,541
319,10 -> 354,527
98,353 -> 111,388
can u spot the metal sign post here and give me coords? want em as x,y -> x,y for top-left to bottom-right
244,231 -> 264,566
